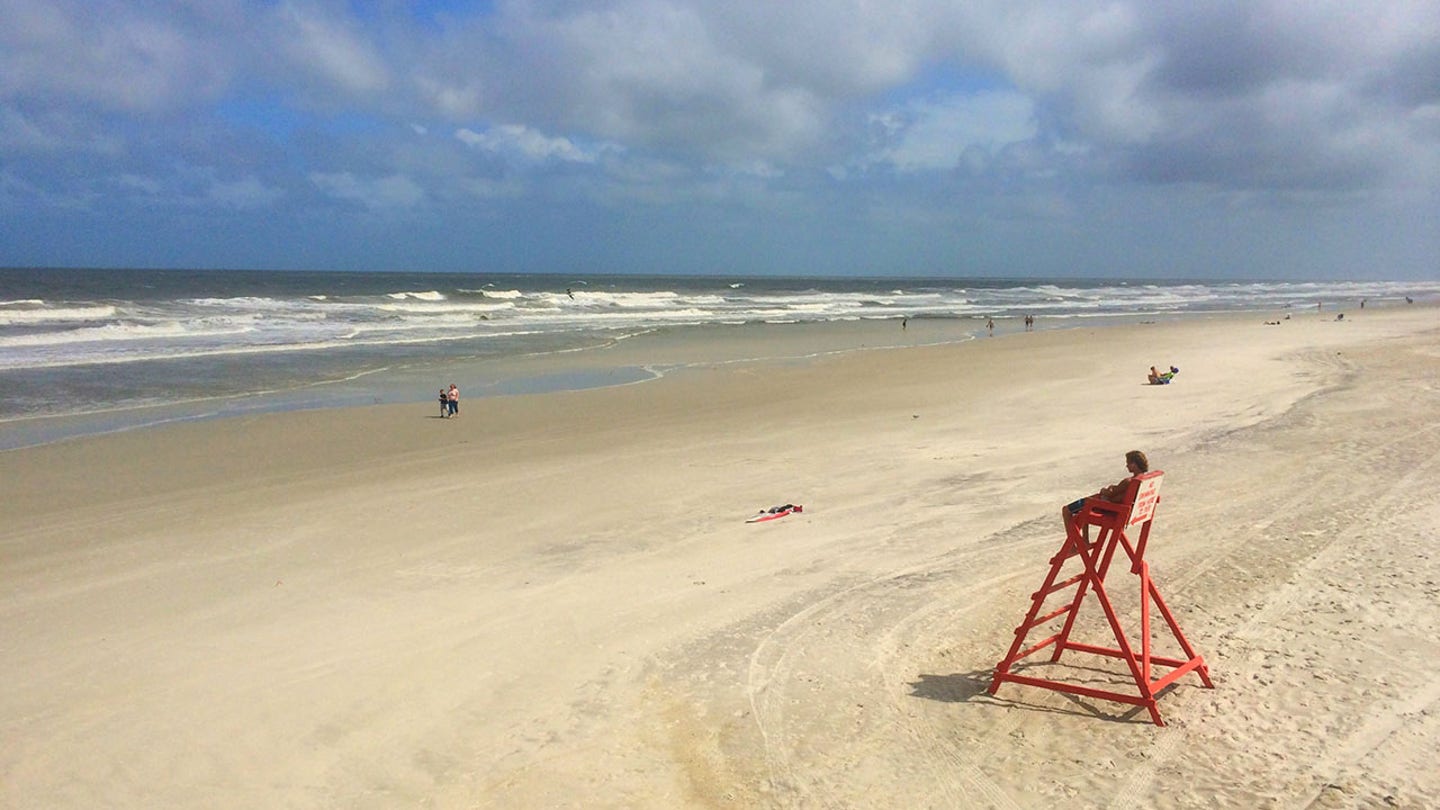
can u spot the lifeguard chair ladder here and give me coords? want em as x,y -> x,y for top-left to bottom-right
988,471 -> 1212,726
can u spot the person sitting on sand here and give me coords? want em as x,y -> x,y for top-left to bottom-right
1147,365 -> 1179,385
1062,450 -> 1148,535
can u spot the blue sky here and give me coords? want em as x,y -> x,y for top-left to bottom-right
2,0 -> 1436,279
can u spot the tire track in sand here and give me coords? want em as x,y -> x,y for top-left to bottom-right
1107,418 -> 1440,808
746,519 -> 1050,808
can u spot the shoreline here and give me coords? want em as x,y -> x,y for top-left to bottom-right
0,305 -> 1395,452
4,304 -> 1439,807
0,315 -> 962,450
4,307 -> 1432,511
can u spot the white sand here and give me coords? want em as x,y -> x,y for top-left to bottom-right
3,307 -> 1439,808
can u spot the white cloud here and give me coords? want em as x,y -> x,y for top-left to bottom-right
3,0 -> 1438,277
115,173 -> 162,195
871,91 -> 1039,173
0,106 -> 50,151
208,176 -> 283,210
310,172 -> 423,210
495,0 -> 834,162
455,124 -> 596,163
0,0 -> 235,112
414,73 -> 485,119
273,2 -> 389,97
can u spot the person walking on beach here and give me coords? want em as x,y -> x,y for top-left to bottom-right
1062,450 -> 1149,533
439,388 -> 450,418
447,383 -> 459,417
987,318 -> 995,336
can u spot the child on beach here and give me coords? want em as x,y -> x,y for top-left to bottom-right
440,389 -> 450,418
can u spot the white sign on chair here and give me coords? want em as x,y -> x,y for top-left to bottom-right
1128,473 -> 1163,527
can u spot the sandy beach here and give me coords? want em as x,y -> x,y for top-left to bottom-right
4,306 -> 1439,808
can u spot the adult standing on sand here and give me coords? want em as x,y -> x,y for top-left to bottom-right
447,383 -> 459,417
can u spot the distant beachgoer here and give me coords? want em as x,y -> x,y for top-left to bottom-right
902,317 -> 908,330
1360,298 -> 1366,309
1062,450 -> 1149,533
566,288 -> 574,300
440,388 -> 449,418
447,383 -> 459,417
987,318 -> 995,336
1407,296 -> 1414,304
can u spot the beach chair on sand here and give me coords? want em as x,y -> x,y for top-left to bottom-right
989,471 -> 1212,726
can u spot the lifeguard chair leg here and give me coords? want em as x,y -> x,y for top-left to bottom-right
990,520 -> 1096,693
1144,575 -> 1214,689
1090,572 -> 1166,726
1047,518 -> 1105,663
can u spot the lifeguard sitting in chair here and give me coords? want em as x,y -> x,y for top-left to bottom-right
1062,450 -> 1150,534
991,450 -> 1212,726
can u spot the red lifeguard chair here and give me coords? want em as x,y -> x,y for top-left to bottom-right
989,471 -> 1212,725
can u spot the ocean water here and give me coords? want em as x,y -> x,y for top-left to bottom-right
1,267 -> 1433,448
